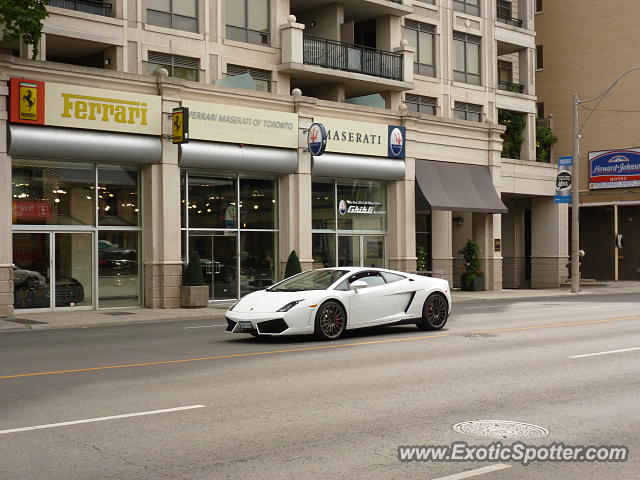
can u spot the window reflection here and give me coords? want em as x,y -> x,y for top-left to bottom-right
188,175 -> 236,229
312,180 -> 335,230
240,231 -> 275,296
337,179 -> 387,231
99,231 -> 140,307
239,178 -> 276,229
313,233 -> 336,268
12,159 -> 94,225
98,166 -> 139,226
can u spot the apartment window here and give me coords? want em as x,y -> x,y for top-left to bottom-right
536,102 -> 544,118
147,0 -> 198,32
404,20 -> 436,77
454,102 -> 482,122
453,32 -> 481,85
497,60 -> 513,83
453,0 -> 480,16
147,52 -> 200,81
535,0 -> 542,13
405,94 -> 437,115
226,0 -> 270,46
536,45 -> 544,70
226,64 -> 272,92
415,0 -> 435,4
497,0 -> 512,20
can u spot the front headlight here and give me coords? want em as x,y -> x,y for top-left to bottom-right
276,300 -> 304,312
227,300 -> 241,311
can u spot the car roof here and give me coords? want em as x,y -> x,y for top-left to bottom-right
320,267 -> 404,274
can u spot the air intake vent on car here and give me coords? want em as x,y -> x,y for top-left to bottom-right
226,318 -> 237,332
257,318 -> 288,334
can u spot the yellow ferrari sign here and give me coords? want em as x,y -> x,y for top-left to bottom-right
172,107 -> 189,144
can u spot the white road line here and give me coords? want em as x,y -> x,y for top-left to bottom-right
0,405 -> 206,435
184,325 -> 226,329
570,346 -> 640,359
433,464 -> 511,480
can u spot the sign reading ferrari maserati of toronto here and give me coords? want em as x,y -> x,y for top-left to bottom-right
589,148 -> 640,189
314,117 -> 405,158
182,100 -> 298,148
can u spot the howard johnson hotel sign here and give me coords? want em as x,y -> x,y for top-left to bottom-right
589,148 -> 640,189
313,117 -> 406,158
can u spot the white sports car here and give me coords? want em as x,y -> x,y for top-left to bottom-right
226,267 -> 451,340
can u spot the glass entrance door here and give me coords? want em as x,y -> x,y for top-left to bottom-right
188,234 -> 238,301
338,235 -> 385,267
12,232 -> 93,310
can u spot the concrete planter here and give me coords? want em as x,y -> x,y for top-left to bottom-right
180,285 -> 209,308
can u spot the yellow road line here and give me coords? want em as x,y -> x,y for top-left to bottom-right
0,315 -> 638,381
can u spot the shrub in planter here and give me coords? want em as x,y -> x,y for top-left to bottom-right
284,250 -> 302,279
181,251 -> 208,308
459,239 -> 483,291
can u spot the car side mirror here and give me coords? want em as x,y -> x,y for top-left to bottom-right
350,280 -> 368,292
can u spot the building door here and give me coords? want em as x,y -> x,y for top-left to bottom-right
338,235 -> 385,267
188,234 -> 238,301
13,231 -> 93,310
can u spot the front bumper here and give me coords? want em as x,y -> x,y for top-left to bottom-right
225,308 -> 314,335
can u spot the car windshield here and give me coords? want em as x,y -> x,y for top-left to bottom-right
268,270 -> 348,292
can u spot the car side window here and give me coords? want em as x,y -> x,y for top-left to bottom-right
334,280 -> 349,291
381,272 -> 406,283
349,271 -> 386,288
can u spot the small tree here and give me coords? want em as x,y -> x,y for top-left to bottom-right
284,250 -> 302,278
459,239 -> 482,290
536,125 -> 558,163
0,0 -> 49,60
183,251 -> 205,286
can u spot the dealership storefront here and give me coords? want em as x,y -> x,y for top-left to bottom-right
7,79 -> 161,311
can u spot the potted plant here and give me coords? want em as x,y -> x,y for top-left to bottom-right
181,251 -> 209,308
284,250 -> 302,278
459,239 -> 484,291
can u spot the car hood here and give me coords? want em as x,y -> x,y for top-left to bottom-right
233,290 -> 321,313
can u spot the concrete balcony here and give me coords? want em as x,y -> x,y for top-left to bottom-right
290,0 -> 413,21
48,0 -> 113,17
279,18 -> 413,98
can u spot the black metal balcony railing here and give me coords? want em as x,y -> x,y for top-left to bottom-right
48,0 -> 113,17
536,117 -> 552,129
498,81 -> 525,93
497,15 -> 523,27
303,36 -> 403,81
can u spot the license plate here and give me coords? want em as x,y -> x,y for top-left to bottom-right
239,321 -> 253,330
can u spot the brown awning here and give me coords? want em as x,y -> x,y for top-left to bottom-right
415,160 -> 508,214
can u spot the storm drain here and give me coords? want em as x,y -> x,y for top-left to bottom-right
453,420 -> 549,440
4,318 -> 47,325
456,332 -> 498,338
101,311 -> 135,316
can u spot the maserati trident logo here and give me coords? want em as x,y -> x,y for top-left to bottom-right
308,122 -> 327,156
338,200 -> 347,215
389,127 -> 404,156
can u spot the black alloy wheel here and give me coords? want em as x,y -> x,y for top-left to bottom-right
314,301 -> 346,340
417,293 -> 449,331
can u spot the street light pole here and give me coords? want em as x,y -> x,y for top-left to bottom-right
571,93 -> 580,293
570,65 -> 640,293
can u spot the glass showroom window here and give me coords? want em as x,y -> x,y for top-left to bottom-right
181,171 -> 278,300
312,179 -> 387,268
11,160 -> 142,309
226,0 -> 270,46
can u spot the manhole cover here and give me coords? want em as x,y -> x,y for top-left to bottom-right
457,332 -> 497,338
453,420 -> 549,440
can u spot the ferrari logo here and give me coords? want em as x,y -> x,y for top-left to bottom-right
172,107 -> 189,144
19,84 -> 38,121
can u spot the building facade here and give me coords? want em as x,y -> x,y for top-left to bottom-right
535,0 -> 640,281
0,0 -> 566,316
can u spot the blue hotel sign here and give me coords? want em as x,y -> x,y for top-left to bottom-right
589,148 -> 640,189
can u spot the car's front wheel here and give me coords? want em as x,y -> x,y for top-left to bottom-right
314,301 -> 346,340
416,293 -> 449,331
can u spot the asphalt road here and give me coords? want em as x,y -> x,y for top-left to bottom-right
0,293 -> 639,480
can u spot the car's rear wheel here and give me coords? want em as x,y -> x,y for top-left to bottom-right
314,301 -> 346,340
416,293 -> 449,330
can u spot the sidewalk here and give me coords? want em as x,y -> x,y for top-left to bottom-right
1,282 -> 638,332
